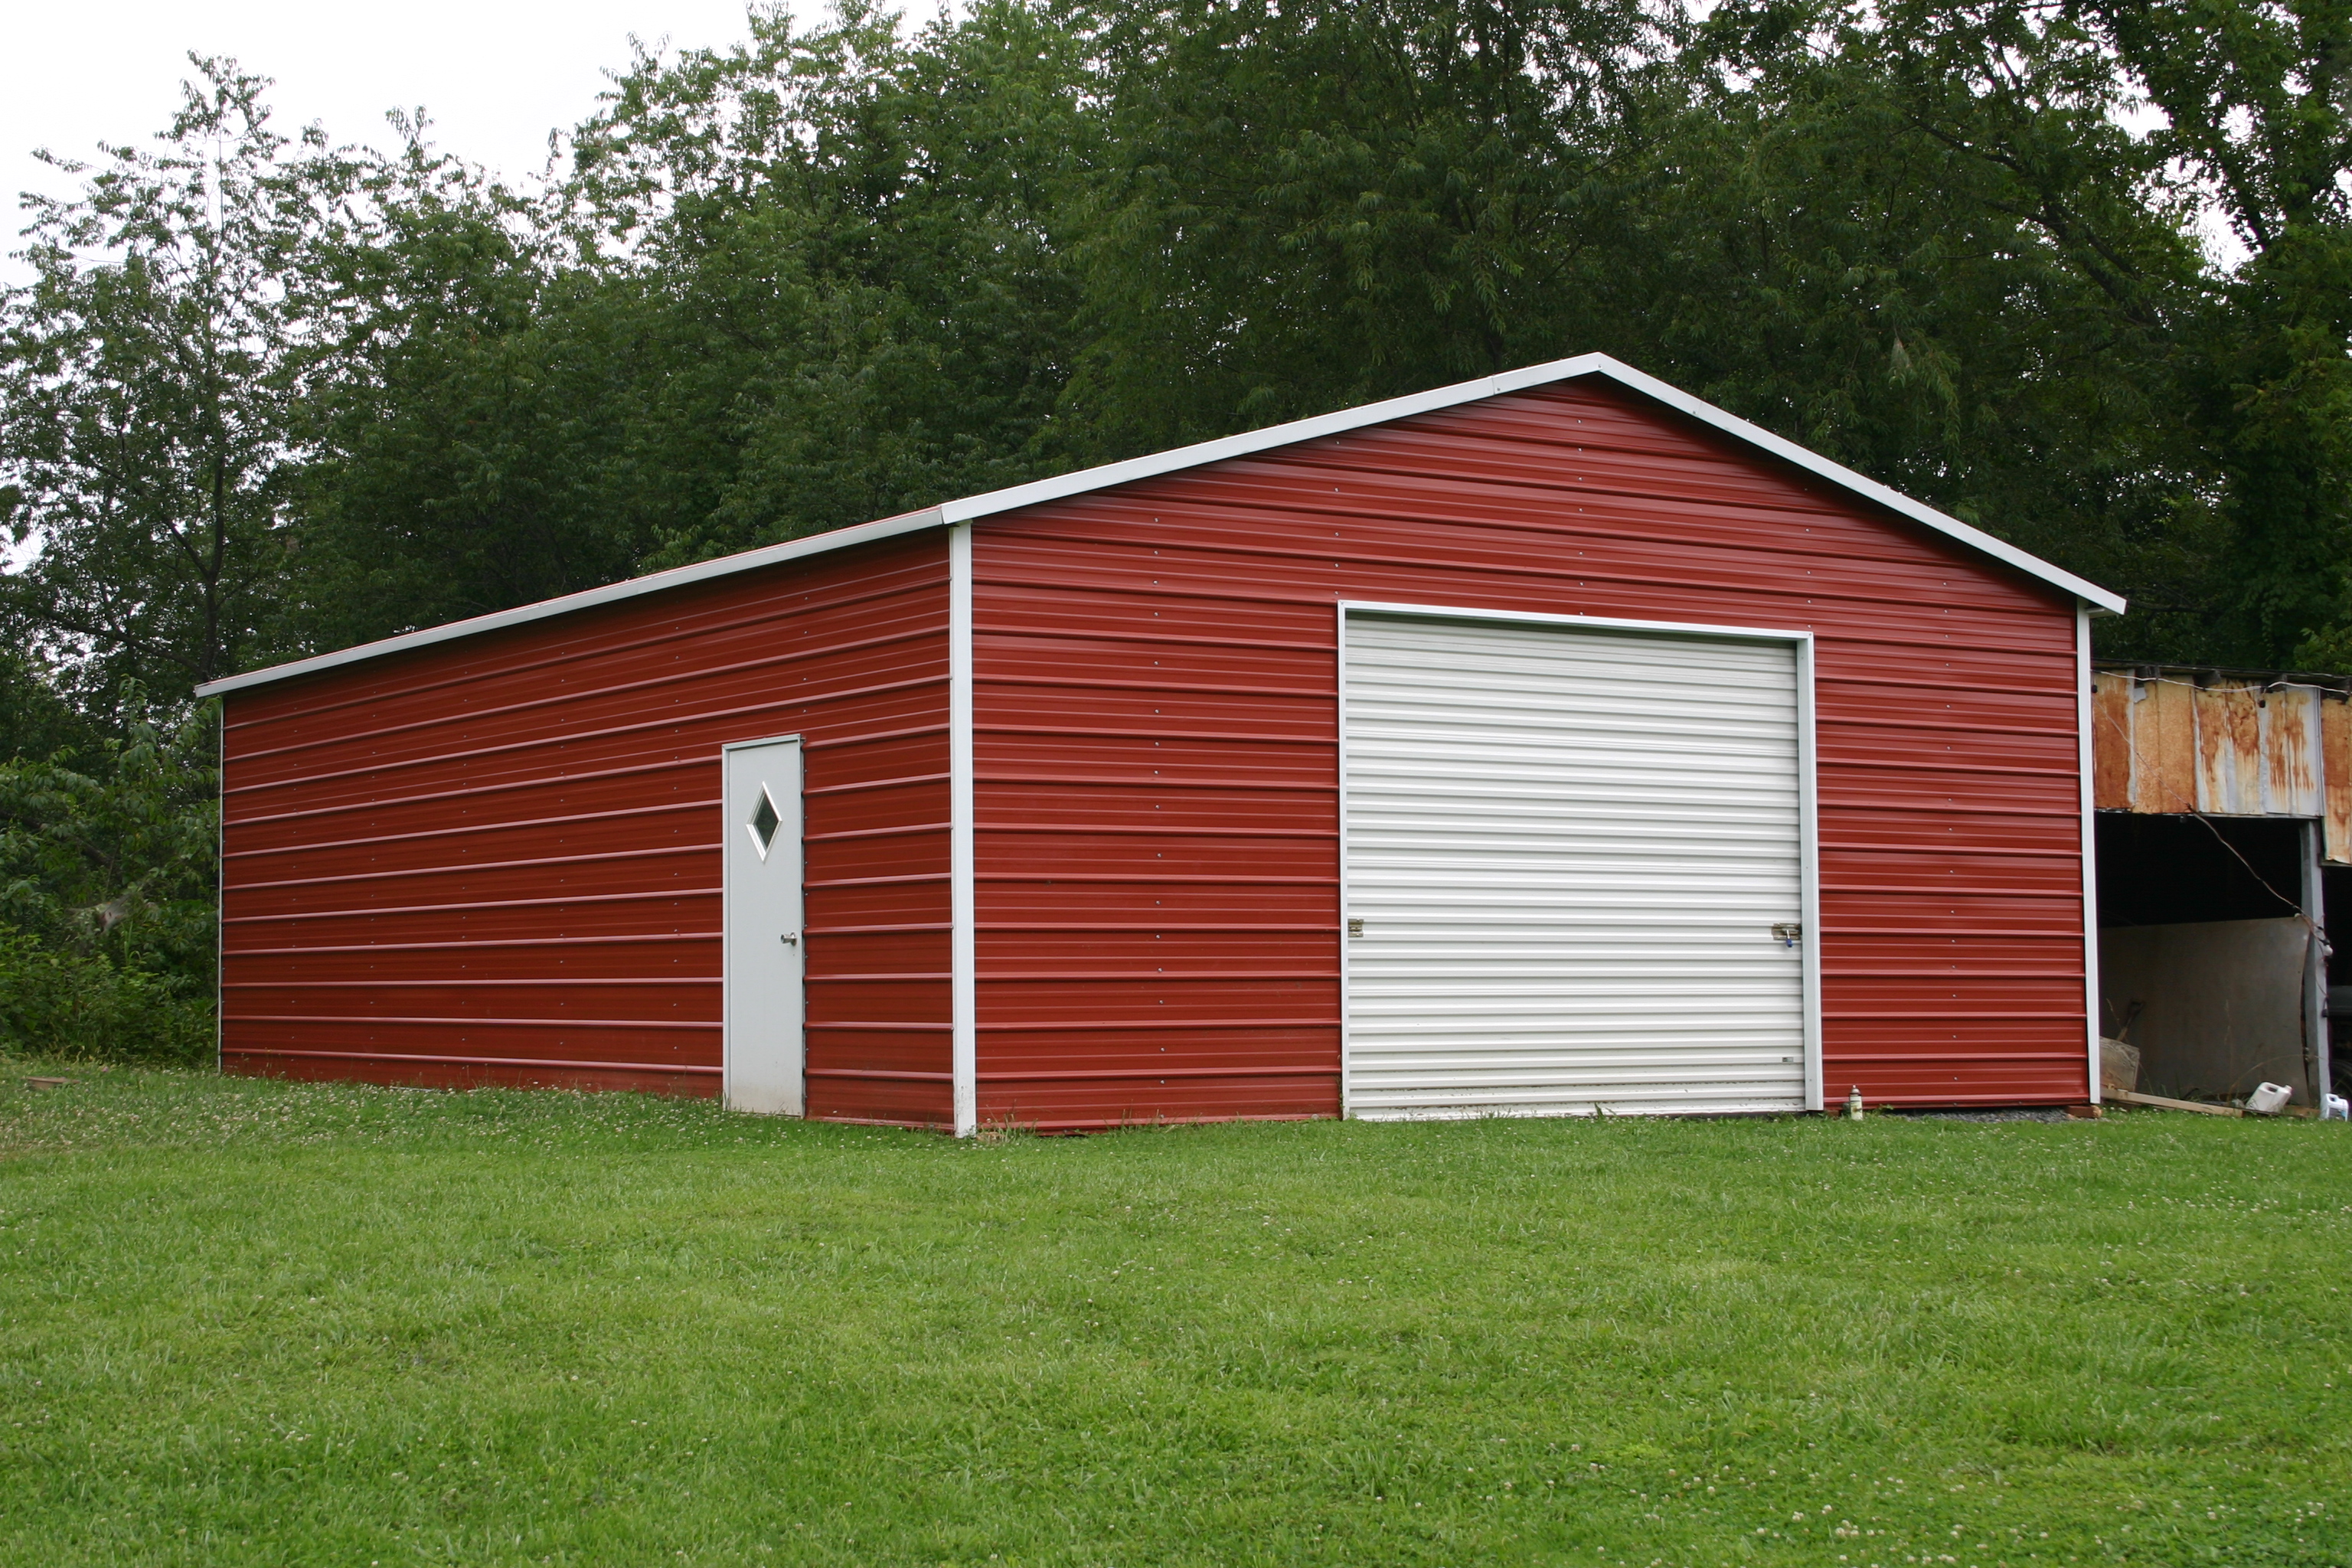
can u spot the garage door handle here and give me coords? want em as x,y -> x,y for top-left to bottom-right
779,931 -> 800,946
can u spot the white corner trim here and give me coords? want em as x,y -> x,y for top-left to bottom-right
948,523 -> 978,1138
198,351 -> 2123,698
214,707 -> 225,1076
2078,606 -> 2102,1103
192,508 -> 949,697
1795,634 -> 1824,1112
1334,603 -> 1354,1120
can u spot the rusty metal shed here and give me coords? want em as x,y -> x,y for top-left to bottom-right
2090,664 -> 2350,1109
2092,665 -> 2352,858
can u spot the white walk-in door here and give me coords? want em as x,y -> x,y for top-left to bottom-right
1343,612 -> 1808,1117
724,735 -> 806,1114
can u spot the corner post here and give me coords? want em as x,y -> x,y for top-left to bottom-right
2304,818 -> 2331,1106
949,522 -> 978,1137
215,697 -> 226,1078
2077,606 -> 2102,1102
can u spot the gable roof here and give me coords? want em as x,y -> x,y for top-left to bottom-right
195,352 -> 2125,697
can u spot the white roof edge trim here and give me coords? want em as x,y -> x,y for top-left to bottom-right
199,351 -> 2123,697
193,507 -> 948,697
933,353 -> 2122,614
1569,358 -> 2127,615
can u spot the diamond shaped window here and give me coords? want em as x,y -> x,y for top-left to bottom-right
748,788 -> 782,858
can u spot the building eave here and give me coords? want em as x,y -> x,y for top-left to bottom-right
195,353 -> 2122,699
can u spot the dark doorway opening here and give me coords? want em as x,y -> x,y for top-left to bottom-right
2095,812 -> 2334,1105
2095,812 -> 2306,929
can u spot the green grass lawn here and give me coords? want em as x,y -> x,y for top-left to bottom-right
1,1067 -> 2347,1566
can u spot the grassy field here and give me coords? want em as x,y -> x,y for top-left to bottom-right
0,1068 -> 2346,1566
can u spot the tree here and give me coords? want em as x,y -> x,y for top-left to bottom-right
564,0 -> 1097,566
1686,1 -> 2352,665
276,1 -> 1103,651
2088,0 -> 2352,665
273,114 -> 606,654
1063,0 -> 1681,456
0,58 -> 310,713
1635,1 -> 2214,650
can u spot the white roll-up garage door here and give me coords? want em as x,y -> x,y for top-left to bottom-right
1342,610 -> 1811,1117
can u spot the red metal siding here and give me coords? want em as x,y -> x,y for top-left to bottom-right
972,381 -> 2086,1127
220,534 -> 952,1123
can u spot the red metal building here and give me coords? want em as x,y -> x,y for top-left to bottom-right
200,354 -> 2125,1132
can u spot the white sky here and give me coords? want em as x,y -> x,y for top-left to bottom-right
2,0 -> 777,280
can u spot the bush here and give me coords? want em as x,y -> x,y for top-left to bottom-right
0,926 -> 212,1064
0,688 -> 216,1067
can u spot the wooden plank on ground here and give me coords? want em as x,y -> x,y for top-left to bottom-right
2114,1089 -> 2243,1117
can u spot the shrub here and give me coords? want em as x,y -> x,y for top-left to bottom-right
0,926 -> 212,1064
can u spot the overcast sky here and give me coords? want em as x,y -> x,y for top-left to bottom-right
2,0 -> 783,279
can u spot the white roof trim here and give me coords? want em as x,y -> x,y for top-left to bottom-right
1581,358 -> 2125,613
194,508 -> 945,697
197,352 -> 2122,697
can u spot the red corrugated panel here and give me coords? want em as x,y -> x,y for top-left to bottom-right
972,380 -> 2089,1124
221,534 -> 952,1121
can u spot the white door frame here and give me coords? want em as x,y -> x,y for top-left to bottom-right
722,732 -> 806,1114
1335,599 -> 1824,1115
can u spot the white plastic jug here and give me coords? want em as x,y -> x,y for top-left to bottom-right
2247,1082 -> 2295,1116
2324,1094 -> 2349,1122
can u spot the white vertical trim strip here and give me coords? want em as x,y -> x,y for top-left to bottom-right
1334,603 -> 1354,1119
949,523 -> 978,1137
721,740 -> 737,1109
2077,606 -> 2102,1102
2302,818 -> 2329,1103
1796,634 -> 1824,1111
214,700 -> 225,1077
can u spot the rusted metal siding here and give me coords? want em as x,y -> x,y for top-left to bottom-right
971,381 -> 2089,1125
220,534 -> 952,1122
2090,668 -> 2352,861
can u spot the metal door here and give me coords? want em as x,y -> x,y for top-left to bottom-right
1342,610 -> 1809,1117
724,735 -> 805,1114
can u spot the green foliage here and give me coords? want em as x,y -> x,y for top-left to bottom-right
272,117 -> 591,655
0,932 -> 211,1063
1063,0 -> 1681,452
0,654 -> 102,769
563,0 -> 1096,568
1652,0 -> 2220,650
1,1076 -> 2346,1561
0,696 -> 215,1061
1765,0 -> 2352,665
0,60 -> 309,713
2089,0 -> 2352,665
